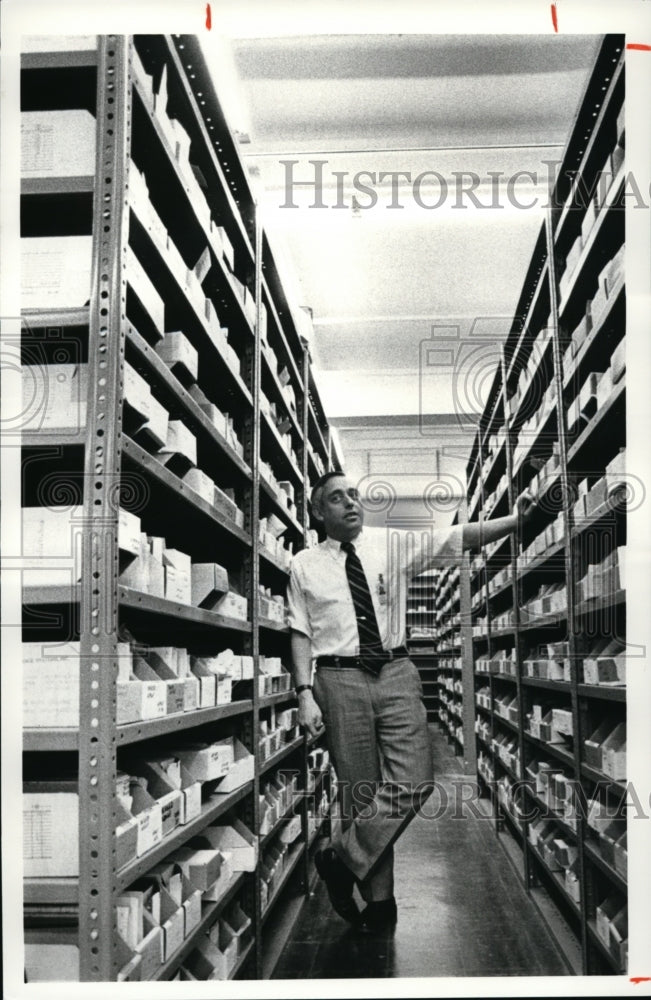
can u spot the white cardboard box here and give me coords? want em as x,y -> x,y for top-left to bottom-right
23,642 -> 80,727
23,783 -> 80,876
21,235 -> 93,310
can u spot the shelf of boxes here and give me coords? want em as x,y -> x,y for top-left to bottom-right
19,33 -> 342,984
456,36 -> 628,976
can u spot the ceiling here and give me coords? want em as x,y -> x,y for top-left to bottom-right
207,31 -> 603,508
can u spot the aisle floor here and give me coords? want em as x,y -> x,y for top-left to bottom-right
273,725 -> 569,980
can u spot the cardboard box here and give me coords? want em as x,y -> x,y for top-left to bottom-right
124,362 -> 152,422
172,847 -> 224,891
21,235 -> 93,311
212,590 -> 248,621
190,658 -> 217,707
211,737 -> 254,794
127,779 -> 164,857
584,719 -> 613,770
133,656 -> 185,716
601,722 -> 626,780
175,739 -> 234,781
614,831 -> 627,878
22,108 -> 96,176
22,363 -> 88,433
117,676 -> 167,725
182,468 -> 216,505
158,420 -> 197,467
156,332 -> 198,383
193,817 -> 257,872
596,896 -> 620,947
23,782 -> 80,876
191,562 -> 229,609
139,395 -> 169,450
23,642 -> 80,727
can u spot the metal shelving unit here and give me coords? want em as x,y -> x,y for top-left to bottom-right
457,35 -> 628,976
20,32 -> 340,983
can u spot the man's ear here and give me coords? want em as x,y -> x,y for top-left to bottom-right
312,505 -> 324,522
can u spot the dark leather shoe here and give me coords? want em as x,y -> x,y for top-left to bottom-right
314,847 -> 360,923
355,897 -> 398,934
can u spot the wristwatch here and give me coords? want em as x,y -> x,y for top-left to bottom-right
295,684 -> 313,695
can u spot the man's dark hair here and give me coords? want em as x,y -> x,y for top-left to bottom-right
311,469 -> 346,509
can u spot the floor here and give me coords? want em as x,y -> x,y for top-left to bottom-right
273,725 -> 569,980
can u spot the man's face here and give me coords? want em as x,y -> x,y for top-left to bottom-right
316,475 -> 364,540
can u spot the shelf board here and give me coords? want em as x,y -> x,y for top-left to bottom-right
260,796 -> 302,850
21,306 -> 90,329
23,728 -> 79,751
522,676 -> 571,695
528,841 -> 581,920
574,589 -> 626,618
580,762 -> 626,794
259,691 -> 297,709
566,380 -> 625,466
524,732 -> 575,769
131,73 -> 256,336
259,735 -> 304,776
21,175 -> 94,195
122,436 -> 252,546
586,918 -> 623,974
563,279 -> 625,391
491,671 -> 518,684
126,324 -> 252,481
259,549 -> 290,579
517,539 -> 566,581
557,167 -> 625,321
499,802 -> 524,839
151,871 -> 247,980
116,781 -> 253,892
493,714 -> 521,735
21,430 -> 86,448
119,587 -> 252,632
260,842 -> 306,926
25,708 -> 254,752
24,878 -> 78,905
259,479 -> 304,537
21,48 -> 98,69
577,683 -> 626,703
229,935 -> 256,979
127,187 -> 253,405
523,786 -> 578,841
116,700 -> 253,746
583,839 -> 627,893
260,272 -> 304,392
261,410 -> 304,486
259,618 -> 290,634
571,491 -> 627,540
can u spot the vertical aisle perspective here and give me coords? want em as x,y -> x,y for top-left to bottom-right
20,33 -> 342,982
458,34 -> 627,976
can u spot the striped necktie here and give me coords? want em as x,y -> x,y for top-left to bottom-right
341,541 -> 386,675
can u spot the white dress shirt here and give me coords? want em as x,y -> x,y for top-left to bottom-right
287,523 -> 463,657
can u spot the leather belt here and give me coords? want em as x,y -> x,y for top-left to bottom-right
315,646 -> 410,669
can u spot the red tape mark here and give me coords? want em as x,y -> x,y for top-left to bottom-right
206,3 -> 212,30
626,43 -> 651,51
630,978 -> 651,984
551,3 -> 558,32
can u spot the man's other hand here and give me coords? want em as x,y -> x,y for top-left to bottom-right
298,690 -> 324,739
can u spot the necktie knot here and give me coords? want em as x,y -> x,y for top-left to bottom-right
341,541 -> 355,555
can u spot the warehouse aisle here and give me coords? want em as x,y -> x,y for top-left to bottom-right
273,726 -> 569,979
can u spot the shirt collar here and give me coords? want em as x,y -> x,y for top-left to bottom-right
325,529 -> 365,557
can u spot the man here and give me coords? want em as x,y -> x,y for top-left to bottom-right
287,470 -> 535,933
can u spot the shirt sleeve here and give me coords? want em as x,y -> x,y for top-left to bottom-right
286,557 -> 312,638
404,524 -> 465,576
